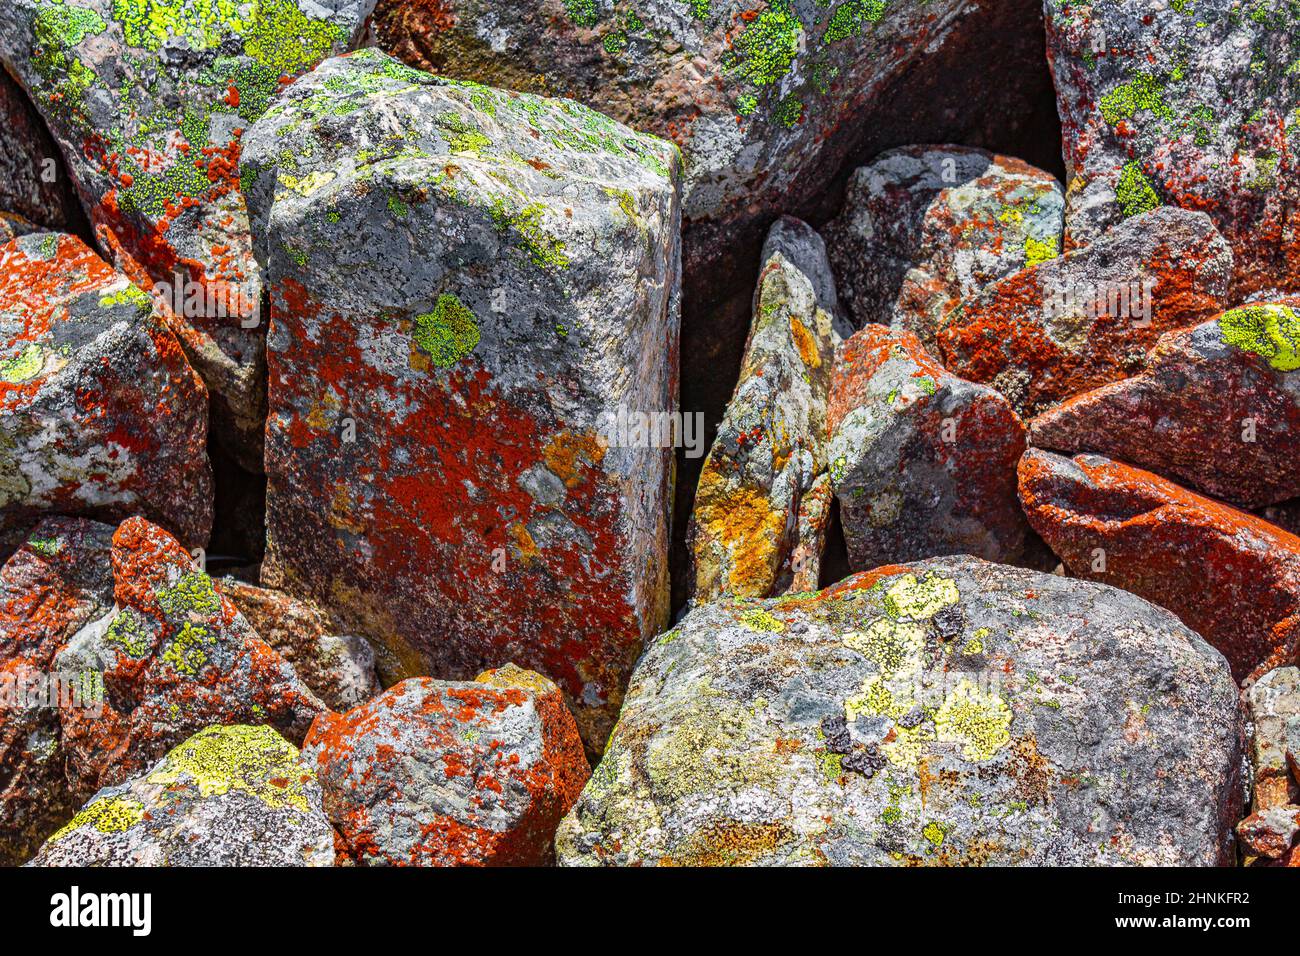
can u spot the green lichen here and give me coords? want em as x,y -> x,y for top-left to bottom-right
104,609 -> 152,659
435,112 -> 492,156
147,724 -> 312,811
563,0 -> 600,27
26,535 -> 63,557
1099,72 -> 1173,126
921,820 -> 947,847
934,679 -> 1012,762
157,571 -> 222,617
413,293 -> 481,368
738,608 -> 786,633
1116,161 -> 1161,218
1024,236 -> 1059,266
883,573 -> 959,620
161,621 -> 213,676
0,344 -> 46,384
48,794 -> 145,843
733,0 -> 800,87
824,0 -> 888,44
1217,304 -> 1300,372
489,198 -> 571,270
98,283 -> 153,310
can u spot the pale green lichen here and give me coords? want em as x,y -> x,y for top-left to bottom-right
157,571 -> 222,617
413,293 -> 481,368
883,573 -> 959,620
1116,161 -> 1161,218
738,608 -> 786,633
825,0 -> 888,44
934,679 -> 1012,762
1217,304 -> 1300,371
104,608 -> 152,659
146,724 -> 312,811
161,621 -> 213,676
0,344 -> 46,384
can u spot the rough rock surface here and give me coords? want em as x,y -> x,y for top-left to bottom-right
689,219 -> 838,604
54,516 -> 324,799
0,67 -> 80,230
1019,450 -> 1300,684
305,665 -> 589,866
1029,304 -> 1300,509
1044,0 -> 1299,297
0,213 -> 41,244
827,326 -> 1030,571
1236,805 -> 1300,862
0,517 -> 115,865
0,231 -> 212,547
825,145 -> 1064,350
937,206 -> 1232,416
243,49 -> 682,751
0,0 -> 377,465
218,578 -> 381,711
557,555 -> 1243,866
1247,666 -> 1300,813
369,0 -> 1055,286
27,724 -> 334,866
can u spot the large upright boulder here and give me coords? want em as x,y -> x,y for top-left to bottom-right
27,724 -> 334,867
824,145 -> 1064,350
557,556 -> 1244,866
1044,0 -> 1299,297
0,231 -> 211,548
1019,449 -> 1300,684
368,0 -> 1055,288
937,207 -> 1232,416
0,68 -> 80,230
242,50 -> 682,751
689,218 -> 839,604
827,326 -> 1031,570
0,0 -> 377,464
1029,304 -> 1300,509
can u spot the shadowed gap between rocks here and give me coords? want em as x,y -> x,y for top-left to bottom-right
671,10 -> 1067,615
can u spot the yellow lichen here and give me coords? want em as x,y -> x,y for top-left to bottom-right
884,573 -> 959,620
48,795 -> 145,843
934,679 -> 1013,762
146,725 -> 311,811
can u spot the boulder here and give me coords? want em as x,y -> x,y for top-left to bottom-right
0,0 -> 377,466
242,49 -> 682,751
1246,666 -> 1300,813
689,218 -> 838,604
0,67 -> 80,230
557,555 -> 1244,866
936,207 -> 1231,416
1029,304 -> 1300,509
1236,806 -> 1300,862
824,145 -> 1064,351
27,724 -> 334,866
217,578 -> 382,711
1018,449 -> 1300,684
1044,0 -> 1300,297
0,517 -> 115,865
827,325 -> 1030,571
0,231 -> 212,548
0,213 -> 40,244
305,665 -> 589,866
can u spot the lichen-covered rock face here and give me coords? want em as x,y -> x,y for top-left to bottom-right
1245,666 -> 1300,814
0,231 -> 212,548
1236,805 -> 1300,863
689,218 -> 838,604
0,68 -> 81,231
242,49 -> 682,752
217,577 -> 382,711
305,666 -> 590,866
55,516 -> 325,799
824,146 -> 1064,351
936,207 -> 1232,416
0,0 -> 377,465
27,724 -> 334,866
1018,450 -> 1300,685
0,517 -> 115,865
1029,304 -> 1300,509
369,0 -> 1053,284
1044,0 -> 1299,297
556,555 -> 1243,866
827,326 -> 1030,572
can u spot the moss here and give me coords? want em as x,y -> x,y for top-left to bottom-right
0,344 -> 45,384
733,0 -> 800,88
1116,161 -> 1161,218
48,794 -> 145,843
147,724 -> 312,811
413,293 -> 481,368
1217,304 -> 1300,371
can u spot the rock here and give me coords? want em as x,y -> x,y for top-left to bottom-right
826,325 -> 1030,571
0,213 -> 40,244
1018,449 -> 1300,684
556,555 -> 1243,866
27,724 -> 334,866
0,0 -> 377,467
55,517 -> 325,799
304,665 -> 589,866
1246,666 -> 1300,812
1029,304 -> 1300,509
217,578 -> 382,711
242,50 -> 682,752
936,207 -> 1232,416
761,216 -> 850,334
1044,0 -> 1299,297
1236,806 -> 1300,862
368,0 -> 1055,288
0,231 -> 212,548
824,145 -> 1064,351
0,67 -> 80,230
0,517 -> 115,865
689,220 -> 838,604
